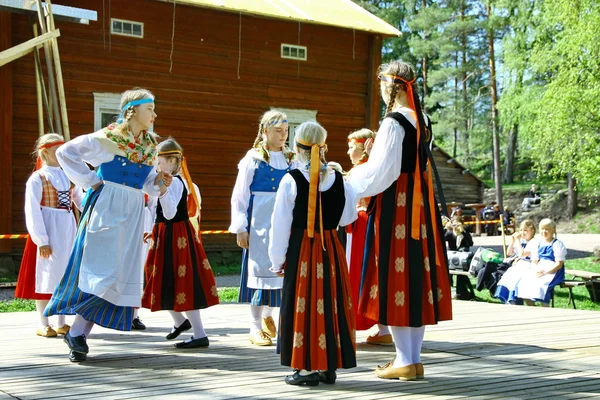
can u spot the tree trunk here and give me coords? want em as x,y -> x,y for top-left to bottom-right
421,0 -> 428,111
461,0 -> 469,162
454,52 -> 459,158
503,124 -> 518,183
487,2 -> 503,209
567,174 -> 577,219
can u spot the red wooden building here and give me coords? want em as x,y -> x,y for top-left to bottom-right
0,0 -> 400,262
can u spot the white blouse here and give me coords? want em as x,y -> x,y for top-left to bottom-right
268,167 -> 358,270
158,177 -> 202,221
229,149 -> 290,234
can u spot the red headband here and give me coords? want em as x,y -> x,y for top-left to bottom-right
39,141 -> 65,150
379,74 -> 416,85
348,138 -> 367,144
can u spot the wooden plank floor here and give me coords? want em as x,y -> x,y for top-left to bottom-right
1,301 -> 600,400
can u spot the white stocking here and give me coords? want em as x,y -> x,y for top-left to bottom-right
168,310 -> 187,334
185,310 -> 207,339
262,306 -> 274,317
70,314 -> 94,337
35,300 -> 49,326
249,305 -> 263,333
410,326 -> 426,364
57,314 -> 66,327
389,326 -> 412,368
378,324 -> 390,336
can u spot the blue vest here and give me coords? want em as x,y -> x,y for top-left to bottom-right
97,156 -> 153,189
250,161 -> 289,193
538,239 -> 557,262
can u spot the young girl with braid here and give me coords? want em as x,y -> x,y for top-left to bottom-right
229,110 -> 295,346
347,61 -> 452,381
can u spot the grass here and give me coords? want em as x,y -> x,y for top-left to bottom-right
463,257 -> 600,311
218,287 -> 240,303
0,298 -> 36,313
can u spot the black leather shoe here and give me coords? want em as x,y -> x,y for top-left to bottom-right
284,371 -> 319,386
318,370 -> 337,384
174,336 -> 209,348
166,319 -> 192,340
69,350 -> 87,362
64,332 -> 89,354
131,317 -> 146,330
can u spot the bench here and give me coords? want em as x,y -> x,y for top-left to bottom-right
551,280 -> 587,309
565,269 -> 600,303
449,270 -> 475,299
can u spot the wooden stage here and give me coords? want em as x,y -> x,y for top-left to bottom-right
1,301 -> 600,399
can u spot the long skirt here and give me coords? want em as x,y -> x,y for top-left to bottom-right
495,259 -> 533,303
279,228 -> 356,371
359,173 -> 453,327
515,262 -> 565,303
142,220 -> 220,311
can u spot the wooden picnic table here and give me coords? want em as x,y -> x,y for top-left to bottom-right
465,203 -> 486,236
564,269 -> 600,302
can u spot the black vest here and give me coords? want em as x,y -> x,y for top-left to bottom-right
156,176 -> 189,223
386,112 -> 432,173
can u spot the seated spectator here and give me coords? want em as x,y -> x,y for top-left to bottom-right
514,218 -> 567,307
493,219 -> 539,304
482,202 -> 500,236
445,220 -> 474,300
522,184 -> 541,209
503,206 -> 514,227
451,206 -> 464,223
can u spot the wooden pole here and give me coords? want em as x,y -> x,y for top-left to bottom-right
35,0 -> 62,135
45,0 -> 69,140
33,23 -> 44,136
0,11 -> 13,253
0,29 -> 60,67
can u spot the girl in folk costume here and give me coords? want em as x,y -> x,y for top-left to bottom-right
44,88 -> 171,362
345,129 -> 386,342
346,61 -> 453,381
229,110 -> 295,346
15,133 -> 84,337
515,219 -> 567,306
269,121 -> 358,387
494,219 -> 539,304
142,138 -> 220,348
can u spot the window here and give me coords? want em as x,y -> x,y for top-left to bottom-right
272,108 -> 318,148
111,18 -> 144,38
281,44 -> 307,61
93,92 -> 120,130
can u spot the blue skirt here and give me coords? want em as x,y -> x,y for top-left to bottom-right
238,247 -> 281,307
44,187 -> 134,331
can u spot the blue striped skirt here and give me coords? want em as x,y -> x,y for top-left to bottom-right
43,187 -> 134,331
238,247 -> 281,307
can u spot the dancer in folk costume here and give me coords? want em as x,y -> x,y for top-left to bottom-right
515,218 -> 567,306
269,121 -> 358,386
230,110 -> 295,346
142,138 -> 219,348
345,129 -> 385,341
15,133 -> 84,337
346,61 -> 452,381
44,88 -> 172,362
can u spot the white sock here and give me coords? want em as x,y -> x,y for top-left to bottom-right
410,326 -> 426,364
168,311 -> 187,334
262,306 -> 274,317
36,300 -> 50,326
298,369 -> 317,376
57,314 -> 66,327
185,310 -> 206,339
378,324 -> 390,336
250,305 -> 263,333
389,326 -> 413,368
133,308 -> 139,318
70,314 -> 94,337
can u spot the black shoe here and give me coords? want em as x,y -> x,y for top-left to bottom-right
69,350 -> 87,362
64,332 -> 89,354
284,371 -> 319,386
174,336 -> 210,349
318,370 -> 337,384
131,317 -> 146,330
166,319 -> 192,340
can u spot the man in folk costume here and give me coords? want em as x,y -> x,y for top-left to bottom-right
347,61 -> 452,380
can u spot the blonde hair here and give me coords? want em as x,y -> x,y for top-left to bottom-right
295,121 -> 328,181
157,137 -> 183,175
378,61 -> 416,115
34,133 -> 64,164
539,218 -> 557,235
519,219 -> 537,235
253,109 -> 288,148
347,128 -> 376,163
113,88 -> 155,137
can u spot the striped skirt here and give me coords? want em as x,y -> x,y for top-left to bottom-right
44,188 -> 134,331
238,247 -> 282,306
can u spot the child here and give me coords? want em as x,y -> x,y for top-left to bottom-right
229,110 -> 295,346
44,88 -> 171,362
346,61 -> 453,381
515,218 -> 567,306
269,121 -> 358,386
494,219 -> 538,304
445,220 -> 474,300
345,129 -> 384,342
15,133 -> 83,337
142,138 -> 219,348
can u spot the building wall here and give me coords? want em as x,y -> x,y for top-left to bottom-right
9,0 -> 376,250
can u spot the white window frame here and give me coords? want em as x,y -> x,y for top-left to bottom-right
281,44 -> 308,61
93,92 -> 121,130
111,18 -> 144,38
272,108 -> 318,149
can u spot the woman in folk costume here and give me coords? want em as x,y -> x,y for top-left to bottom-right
345,129 -> 386,342
229,110 -> 295,346
44,88 -> 171,362
15,133 -> 84,337
269,121 -> 358,387
142,138 -> 220,348
346,61 -> 452,381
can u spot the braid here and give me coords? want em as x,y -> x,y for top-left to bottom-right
385,84 -> 401,116
252,123 -> 264,148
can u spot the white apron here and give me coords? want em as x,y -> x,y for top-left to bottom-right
496,259 -> 532,292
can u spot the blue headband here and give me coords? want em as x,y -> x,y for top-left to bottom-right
117,98 -> 154,123
268,119 -> 288,126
